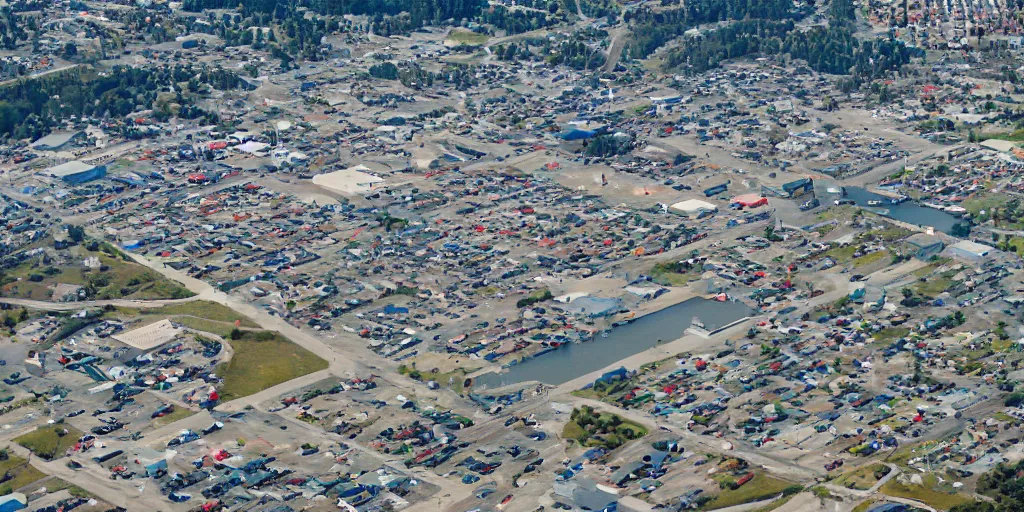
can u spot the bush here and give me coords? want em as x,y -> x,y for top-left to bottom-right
1006,391 -> 1024,407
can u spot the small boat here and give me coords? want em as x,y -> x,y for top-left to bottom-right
826,187 -> 840,194
867,200 -> 882,206
713,293 -> 728,302
890,195 -> 910,204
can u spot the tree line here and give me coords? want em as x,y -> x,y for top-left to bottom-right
0,64 -> 246,140
624,0 -> 797,60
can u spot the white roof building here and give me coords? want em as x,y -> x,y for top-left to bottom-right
312,165 -> 385,195
668,199 -> 718,217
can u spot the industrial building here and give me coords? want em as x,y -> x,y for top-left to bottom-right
668,199 -> 718,218
947,240 -> 996,264
30,131 -> 84,151
44,160 -> 107,185
904,233 -> 946,260
312,165 -> 385,195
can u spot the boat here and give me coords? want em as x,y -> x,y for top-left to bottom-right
867,200 -> 882,206
713,293 -> 729,302
890,195 -> 910,204
826,187 -> 840,194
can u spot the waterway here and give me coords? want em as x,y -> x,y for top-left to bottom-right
835,187 -> 963,235
473,297 -> 755,388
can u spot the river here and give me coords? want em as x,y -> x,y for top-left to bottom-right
473,297 -> 755,388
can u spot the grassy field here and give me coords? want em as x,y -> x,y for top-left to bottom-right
44,477 -> 94,498
561,406 -> 647,450
0,453 -> 47,494
706,473 -> 798,510
448,29 -> 488,45
853,250 -> 889,268
879,476 -> 972,510
0,243 -> 193,301
110,300 -> 260,338
650,261 -> 701,286
833,463 -> 890,490
15,425 -> 84,460
148,407 -> 195,429
216,330 -> 328,401
873,327 -> 910,344
912,275 -> 953,297
851,500 -> 877,512
146,301 -> 258,327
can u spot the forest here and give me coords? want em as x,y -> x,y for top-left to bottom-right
657,0 -> 915,80
0,65 -> 246,140
624,0 -> 796,60
662,20 -> 795,74
182,0 -> 484,31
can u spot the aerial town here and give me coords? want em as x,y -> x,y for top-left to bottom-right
5,0 -> 1024,511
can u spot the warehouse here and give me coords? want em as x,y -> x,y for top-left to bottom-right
668,199 -> 718,218
30,131 -> 84,151
946,240 -> 996,264
44,160 -> 107,184
312,165 -> 385,195
113,319 -> 179,351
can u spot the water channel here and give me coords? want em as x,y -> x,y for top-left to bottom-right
836,187 -> 963,235
473,297 -> 755,388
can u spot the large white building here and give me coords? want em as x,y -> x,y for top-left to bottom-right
312,165 -> 385,195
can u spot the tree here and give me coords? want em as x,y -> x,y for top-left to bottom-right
63,41 -> 78,59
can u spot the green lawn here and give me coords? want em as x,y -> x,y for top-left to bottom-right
706,473 -> 798,510
0,453 -> 47,494
146,301 -> 259,327
853,250 -> 889,268
650,261 -> 701,286
913,276 -> 953,298
833,463 -> 890,490
879,477 -> 972,510
0,242 -> 193,301
216,331 -> 329,401
448,29 -> 488,45
148,407 -> 195,430
14,425 -> 84,461
873,327 -> 910,343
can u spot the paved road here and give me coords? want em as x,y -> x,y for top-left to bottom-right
0,296 -> 199,311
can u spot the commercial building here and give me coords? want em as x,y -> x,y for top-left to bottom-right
312,165 -> 385,195
30,131 -> 84,151
113,319 -> 180,351
668,199 -> 718,218
947,240 -> 996,264
44,160 -> 107,185
904,233 -> 945,260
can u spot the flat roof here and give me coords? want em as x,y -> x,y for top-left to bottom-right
31,131 -> 81,149
951,240 -> 994,255
46,160 -> 96,177
312,166 -> 385,194
112,319 -> 179,351
669,199 -> 718,212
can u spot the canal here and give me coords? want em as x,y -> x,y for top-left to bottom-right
838,187 -> 963,235
473,297 -> 755,388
